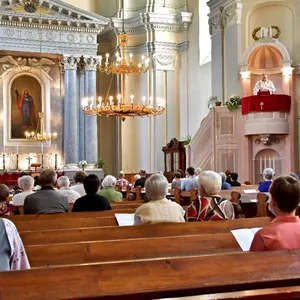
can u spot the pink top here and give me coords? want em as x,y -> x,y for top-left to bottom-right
116,178 -> 129,187
3,218 -> 30,270
250,216 -> 300,251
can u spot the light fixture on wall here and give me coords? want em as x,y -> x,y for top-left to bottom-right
281,66 -> 294,77
81,0 -> 165,121
240,71 -> 251,80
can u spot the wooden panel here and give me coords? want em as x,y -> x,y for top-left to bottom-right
1,251 -> 300,299
20,217 -> 272,245
26,233 -> 240,267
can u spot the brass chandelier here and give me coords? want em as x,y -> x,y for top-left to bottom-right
82,1 -> 165,121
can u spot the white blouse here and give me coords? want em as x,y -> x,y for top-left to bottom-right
3,218 -> 30,271
134,199 -> 186,224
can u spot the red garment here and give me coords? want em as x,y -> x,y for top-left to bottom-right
250,216 -> 300,251
0,201 -> 18,216
16,94 -> 37,128
186,196 -> 234,221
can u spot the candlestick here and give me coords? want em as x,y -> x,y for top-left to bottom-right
2,153 -> 5,171
54,154 -> 58,170
16,146 -> 19,155
41,143 -> 44,154
16,154 -> 19,171
259,157 -> 262,175
41,154 -> 44,170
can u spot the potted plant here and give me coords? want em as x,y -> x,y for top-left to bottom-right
95,158 -> 107,169
183,134 -> 192,146
207,96 -> 221,109
225,95 -> 241,111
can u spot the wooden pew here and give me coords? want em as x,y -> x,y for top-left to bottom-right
4,209 -> 136,222
200,286 -> 300,300
12,216 -> 119,231
20,217 -> 272,245
1,250 -> 300,300
26,232 -> 241,268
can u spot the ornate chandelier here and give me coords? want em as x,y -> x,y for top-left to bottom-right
25,112 -> 57,141
82,1 -> 165,121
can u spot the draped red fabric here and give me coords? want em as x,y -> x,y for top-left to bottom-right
241,94 -> 291,115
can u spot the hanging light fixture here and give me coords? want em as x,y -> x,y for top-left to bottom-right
82,0 -> 165,121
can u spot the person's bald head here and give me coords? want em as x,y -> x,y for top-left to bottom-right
262,74 -> 267,81
0,184 -> 9,202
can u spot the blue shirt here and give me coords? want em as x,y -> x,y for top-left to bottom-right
258,180 -> 272,192
181,176 -> 198,191
221,182 -> 232,190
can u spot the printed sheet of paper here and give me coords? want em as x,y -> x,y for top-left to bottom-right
231,227 -> 262,251
243,189 -> 258,194
115,214 -> 135,226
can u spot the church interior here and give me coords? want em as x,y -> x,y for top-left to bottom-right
1,0 -> 300,299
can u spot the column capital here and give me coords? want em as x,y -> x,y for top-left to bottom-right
83,56 -> 99,72
62,55 -> 81,70
208,0 -> 242,36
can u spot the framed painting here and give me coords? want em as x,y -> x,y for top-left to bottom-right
10,75 -> 42,139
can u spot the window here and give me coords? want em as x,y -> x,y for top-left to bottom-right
199,0 -> 211,65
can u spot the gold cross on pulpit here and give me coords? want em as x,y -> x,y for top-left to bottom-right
260,102 -> 264,110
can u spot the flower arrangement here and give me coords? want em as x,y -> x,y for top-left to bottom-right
78,160 -> 88,171
95,158 -> 107,169
225,95 -> 241,111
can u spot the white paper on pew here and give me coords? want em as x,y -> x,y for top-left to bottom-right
115,214 -> 135,226
250,199 -> 257,203
243,189 -> 258,194
231,227 -> 262,251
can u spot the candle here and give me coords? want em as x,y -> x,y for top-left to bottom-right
141,55 -> 145,64
149,96 -> 153,106
54,144 -> 57,155
117,94 -> 121,105
129,53 -> 133,63
105,53 -> 109,63
41,143 -> 43,154
98,96 -> 102,105
269,156 -> 271,168
273,157 -> 276,174
3,146 -> 5,154
142,96 -> 146,105
109,96 -> 113,105
16,146 -> 19,155
99,55 -> 102,65
130,95 -> 134,104
264,156 -> 266,169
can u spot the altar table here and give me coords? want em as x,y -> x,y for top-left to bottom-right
241,94 -> 291,115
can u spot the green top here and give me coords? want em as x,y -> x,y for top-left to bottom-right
98,187 -> 123,202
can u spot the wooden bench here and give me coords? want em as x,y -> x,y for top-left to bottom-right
4,209 -> 136,222
19,217 -> 272,245
1,250 -> 300,300
26,232 -> 241,268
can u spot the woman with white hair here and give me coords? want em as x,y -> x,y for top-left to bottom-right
187,171 -> 234,221
57,176 -> 81,203
134,174 -> 185,224
98,175 -> 123,202
258,168 -> 275,192
12,175 -> 35,206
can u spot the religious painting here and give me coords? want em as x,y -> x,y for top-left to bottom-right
11,75 -> 42,139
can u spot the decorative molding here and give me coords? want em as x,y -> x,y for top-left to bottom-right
62,55 -> 80,70
0,0 -> 110,33
153,52 -> 177,71
82,56 -> 99,72
0,55 -> 55,79
208,0 -> 242,36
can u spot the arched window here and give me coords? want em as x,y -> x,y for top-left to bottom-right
199,0 -> 211,65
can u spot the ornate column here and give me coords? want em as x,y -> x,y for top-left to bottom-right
78,65 -> 85,161
63,55 -> 80,165
83,56 -> 99,164
208,0 -> 243,101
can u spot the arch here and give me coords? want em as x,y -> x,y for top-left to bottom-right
3,67 -> 51,146
241,39 -> 291,72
